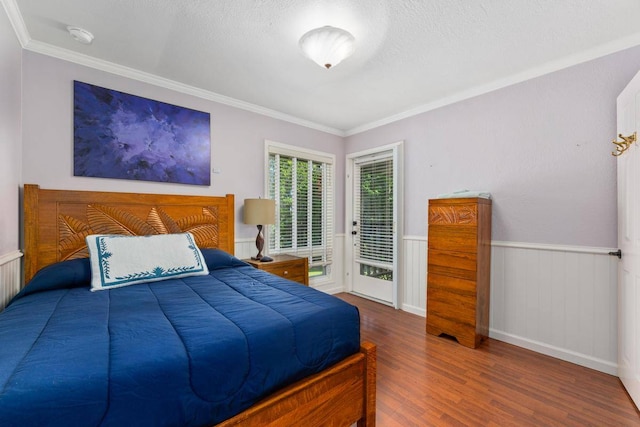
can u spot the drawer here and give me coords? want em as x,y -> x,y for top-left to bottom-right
427,272 -> 477,295
428,225 -> 478,253
428,250 -> 477,280
429,203 -> 477,226
427,287 -> 477,325
262,261 -> 305,278
428,249 -> 476,270
247,256 -> 309,286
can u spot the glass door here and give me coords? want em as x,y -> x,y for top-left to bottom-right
347,143 -> 402,307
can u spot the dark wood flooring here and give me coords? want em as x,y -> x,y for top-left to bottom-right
337,293 -> 640,427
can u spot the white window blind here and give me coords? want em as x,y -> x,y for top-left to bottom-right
354,156 -> 394,267
267,144 -> 334,271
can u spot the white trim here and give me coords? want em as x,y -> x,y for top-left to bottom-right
0,253 -> 22,311
6,0 -> 640,137
0,250 -> 23,266
491,240 -> 616,255
403,235 -> 427,242
349,291 -> 395,308
235,238 -> 254,244
353,150 -> 393,165
20,39 -> 344,136
1,0 -> 29,47
6,0 -> 640,138
489,329 -> 617,376
265,140 -> 336,164
402,236 -> 617,255
401,303 -> 426,318
346,141 -> 404,160
344,33 -> 640,136
345,141 -> 404,309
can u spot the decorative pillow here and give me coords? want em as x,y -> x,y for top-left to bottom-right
86,233 -> 209,291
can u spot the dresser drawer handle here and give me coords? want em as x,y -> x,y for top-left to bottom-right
283,270 -> 288,275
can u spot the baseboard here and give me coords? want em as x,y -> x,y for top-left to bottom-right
400,303 -> 426,318
489,329 -> 617,376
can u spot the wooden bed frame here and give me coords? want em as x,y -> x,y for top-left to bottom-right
23,184 -> 376,427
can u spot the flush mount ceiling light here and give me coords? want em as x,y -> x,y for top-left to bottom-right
299,26 -> 355,69
67,26 -> 94,44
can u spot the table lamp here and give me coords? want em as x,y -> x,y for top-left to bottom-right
243,198 -> 276,262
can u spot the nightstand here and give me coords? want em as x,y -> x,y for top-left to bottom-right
244,254 -> 309,286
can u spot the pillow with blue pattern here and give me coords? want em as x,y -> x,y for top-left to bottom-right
86,233 -> 209,291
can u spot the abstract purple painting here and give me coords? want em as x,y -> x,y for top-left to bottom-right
74,81 -> 211,185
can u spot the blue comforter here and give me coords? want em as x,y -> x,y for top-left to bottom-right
0,250 -> 360,426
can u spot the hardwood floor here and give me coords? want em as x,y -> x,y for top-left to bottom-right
337,293 -> 640,427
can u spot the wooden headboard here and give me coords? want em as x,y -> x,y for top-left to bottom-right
23,184 -> 235,283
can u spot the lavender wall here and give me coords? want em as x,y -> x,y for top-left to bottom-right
346,46 -> 640,248
0,8 -> 22,256
21,52 -> 345,239
16,43 -> 640,247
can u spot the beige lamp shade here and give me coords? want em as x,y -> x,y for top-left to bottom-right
243,198 -> 276,225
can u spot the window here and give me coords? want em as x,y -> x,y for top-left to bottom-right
266,141 -> 334,279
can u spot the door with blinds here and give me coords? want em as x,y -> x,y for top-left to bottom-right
346,142 -> 402,307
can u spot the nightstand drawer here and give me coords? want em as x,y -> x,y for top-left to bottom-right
264,262 -> 303,279
244,255 -> 309,286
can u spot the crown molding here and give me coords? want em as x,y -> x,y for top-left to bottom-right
5,0 -> 640,139
24,40 -> 346,137
1,0 -> 29,47
1,0 -> 345,137
345,34 -> 640,137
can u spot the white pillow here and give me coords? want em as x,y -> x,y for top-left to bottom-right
86,233 -> 209,291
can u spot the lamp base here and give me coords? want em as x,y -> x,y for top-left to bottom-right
251,255 -> 273,262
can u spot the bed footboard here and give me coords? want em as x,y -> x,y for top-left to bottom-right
217,341 -> 376,427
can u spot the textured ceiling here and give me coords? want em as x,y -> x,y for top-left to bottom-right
5,0 -> 640,135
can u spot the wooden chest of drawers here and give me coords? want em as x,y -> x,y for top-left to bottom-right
426,197 -> 491,348
244,254 -> 309,286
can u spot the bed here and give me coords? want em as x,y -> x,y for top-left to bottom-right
0,184 -> 376,426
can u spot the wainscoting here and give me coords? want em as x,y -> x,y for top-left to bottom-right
234,238 -> 258,261
0,251 -> 23,311
283,234 -> 618,374
490,242 -> 617,375
401,236 -> 618,375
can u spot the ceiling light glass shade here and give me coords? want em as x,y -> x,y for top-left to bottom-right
299,26 -> 355,69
